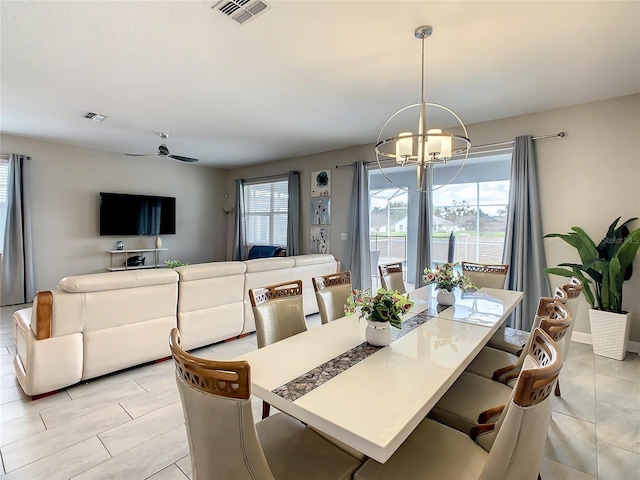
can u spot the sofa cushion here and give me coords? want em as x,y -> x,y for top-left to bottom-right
175,262 -> 246,282
59,269 -> 178,293
244,257 -> 296,272
292,254 -> 336,267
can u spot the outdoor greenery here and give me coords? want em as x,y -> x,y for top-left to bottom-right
545,217 -> 640,313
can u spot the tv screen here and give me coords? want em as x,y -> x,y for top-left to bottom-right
99,192 -> 176,236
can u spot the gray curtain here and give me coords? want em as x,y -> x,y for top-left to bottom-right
346,162 -> 371,290
1,154 -> 34,306
286,171 -> 300,256
414,165 -> 434,287
502,136 -> 550,330
232,178 -> 246,261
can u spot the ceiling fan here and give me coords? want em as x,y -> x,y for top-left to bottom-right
126,132 -> 199,163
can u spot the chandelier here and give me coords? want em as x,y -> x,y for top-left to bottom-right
375,26 -> 471,193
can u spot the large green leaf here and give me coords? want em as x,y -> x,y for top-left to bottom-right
614,229 -> 640,275
570,227 -> 600,263
608,257 -> 623,313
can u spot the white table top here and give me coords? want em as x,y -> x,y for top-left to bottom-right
238,285 -> 523,463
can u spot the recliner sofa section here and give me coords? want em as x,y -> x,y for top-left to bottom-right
14,269 -> 179,396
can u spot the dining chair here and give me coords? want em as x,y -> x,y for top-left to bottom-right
487,286 -> 568,355
169,328 -> 362,480
312,271 -> 352,325
464,298 -> 571,386
428,314 -> 571,437
461,261 -> 509,289
354,328 -> 562,480
249,279 -> 307,418
378,262 -> 406,294
552,277 -> 584,396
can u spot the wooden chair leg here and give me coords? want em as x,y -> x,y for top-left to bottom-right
554,379 -> 561,397
262,401 -> 271,419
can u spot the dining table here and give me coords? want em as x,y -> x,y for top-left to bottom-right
237,285 -> 524,464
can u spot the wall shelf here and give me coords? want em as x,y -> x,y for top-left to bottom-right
107,248 -> 167,272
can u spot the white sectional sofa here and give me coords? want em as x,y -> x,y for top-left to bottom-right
13,254 -> 337,396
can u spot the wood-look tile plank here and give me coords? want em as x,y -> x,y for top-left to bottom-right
147,463 -> 189,480
72,424 -> 189,480
0,390 -> 71,424
0,412 -> 45,447
1,403 -> 130,472
40,381 -> 144,429
99,401 -> 184,457
119,381 -> 179,419
0,436 -> 111,480
175,455 -> 192,480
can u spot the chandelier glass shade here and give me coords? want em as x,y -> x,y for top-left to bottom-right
375,26 -> 471,193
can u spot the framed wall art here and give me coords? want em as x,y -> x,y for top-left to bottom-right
311,169 -> 331,197
310,226 -> 330,253
311,198 -> 331,225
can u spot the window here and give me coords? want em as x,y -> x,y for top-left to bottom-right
0,158 -> 9,253
243,178 -> 288,247
368,152 -> 511,287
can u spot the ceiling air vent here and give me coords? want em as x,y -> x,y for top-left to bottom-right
212,0 -> 268,25
83,112 -> 108,122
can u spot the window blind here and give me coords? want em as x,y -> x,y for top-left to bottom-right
244,179 -> 288,246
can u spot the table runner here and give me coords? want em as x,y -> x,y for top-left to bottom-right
272,311 -> 436,401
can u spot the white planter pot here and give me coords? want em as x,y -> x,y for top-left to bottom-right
588,309 -> 631,361
436,289 -> 455,306
365,319 -> 393,347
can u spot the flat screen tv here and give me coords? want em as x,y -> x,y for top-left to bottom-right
99,192 -> 176,236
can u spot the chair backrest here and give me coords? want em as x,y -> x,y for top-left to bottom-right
312,271 -> 352,325
515,298 -> 570,370
478,328 -> 562,480
378,262 -> 406,294
169,328 -> 275,480
559,277 -> 584,360
461,262 -> 509,289
249,280 -> 307,348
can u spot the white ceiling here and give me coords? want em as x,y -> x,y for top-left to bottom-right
1,1 -> 639,168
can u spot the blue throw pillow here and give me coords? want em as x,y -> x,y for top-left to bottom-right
247,245 -> 278,260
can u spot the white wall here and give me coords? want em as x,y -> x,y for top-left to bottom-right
227,94 -> 640,342
0,134 -> 227,293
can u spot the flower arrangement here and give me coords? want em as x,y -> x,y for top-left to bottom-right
345,288 -> 414,328
422,262 -> 476,292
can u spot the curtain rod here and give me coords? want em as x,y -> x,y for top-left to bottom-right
0,153 -> 32,160
335,131 -> 566,169
239,170 -> 300,183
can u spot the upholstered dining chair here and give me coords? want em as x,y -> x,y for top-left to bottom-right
378,262 -> 406,294
353,328 -> 562,480
461,262 -> 509,289
169,328 -> 362,480
312,271 -> 352,325
464,298 -> 571,386
487,285 -> 568,355
249,279 -> 307,418
428,315 -> 572,437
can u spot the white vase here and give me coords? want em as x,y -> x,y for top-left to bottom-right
588,309 -> 631,360
155,236 -> 162,249
365,319 -> 393,346
436,289 -> 455,306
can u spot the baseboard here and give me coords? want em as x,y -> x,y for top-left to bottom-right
571,331 -> 640,354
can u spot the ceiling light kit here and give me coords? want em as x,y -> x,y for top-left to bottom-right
83,112 -> 108,122
125,132 -> 200,163
375,25 -> 471,193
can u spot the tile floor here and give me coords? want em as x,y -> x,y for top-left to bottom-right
1,303 -> 639,479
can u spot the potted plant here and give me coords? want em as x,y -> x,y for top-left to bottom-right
422,262 -> 476,306
345,288 -> 414,346
545,217 -> 640,360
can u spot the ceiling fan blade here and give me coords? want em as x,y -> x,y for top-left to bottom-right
168,154 -> 199,163
125,153 -> 156,157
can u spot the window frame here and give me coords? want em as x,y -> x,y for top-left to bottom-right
242,176 -> 289,248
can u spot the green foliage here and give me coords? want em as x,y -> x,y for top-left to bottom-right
545,217 -> 640,313
345,288 -> 414,329
165,260 -> 189,269
422,262 -> 476,292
